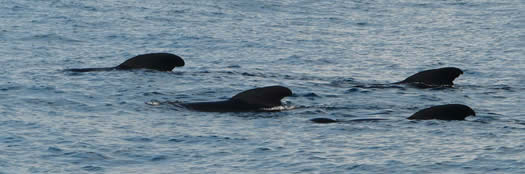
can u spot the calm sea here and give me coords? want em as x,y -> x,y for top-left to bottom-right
1,0 -> 523,173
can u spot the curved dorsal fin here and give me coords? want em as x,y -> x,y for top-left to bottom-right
117,53 -> 185,71
397,67 -> 463,86
230,86 -> 292,108
407,104 -> 475,120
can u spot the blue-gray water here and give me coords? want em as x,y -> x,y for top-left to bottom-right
1,0 -> 524,173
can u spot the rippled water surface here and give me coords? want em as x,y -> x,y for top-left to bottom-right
1,0 -> 524,173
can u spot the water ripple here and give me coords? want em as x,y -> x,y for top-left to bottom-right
1,0 -> 524,173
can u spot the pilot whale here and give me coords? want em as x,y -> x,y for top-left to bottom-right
311,104 -> 475,123
407,104 -> 475,120
394,67 -> 463,88
66,53 -> 185,72
178,86 -> 292,112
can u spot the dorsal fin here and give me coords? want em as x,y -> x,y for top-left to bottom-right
407,104 -> 475,120
230,86 -> 292,108
117,53 -> 185,71
397,67 -> 463,86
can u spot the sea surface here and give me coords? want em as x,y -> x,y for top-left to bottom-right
1,0 -> 524,173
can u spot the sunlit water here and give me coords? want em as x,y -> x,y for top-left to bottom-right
1,0 -> 524,173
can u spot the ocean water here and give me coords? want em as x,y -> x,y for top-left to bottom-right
1,0 -> 524,173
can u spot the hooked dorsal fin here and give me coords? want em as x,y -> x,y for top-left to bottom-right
230,86 -> 292,108
407,104 -> 475,120
397,67 -> 463,86
117,53 -> 185,71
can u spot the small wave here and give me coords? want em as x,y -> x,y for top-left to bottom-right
296,92 -> 321,100
167,135 -> 248,144
488,85 -> 514,92
20,33 -> 81,43
261,105 -> 297,111
0,135 -> 25,144
123,137 -> 154,143
355,22 -> 368,26
66,151 -> 109,161
190,69 -> 325,82
0,84 -> 22,91
145,100 -> 162,106
82,165 -> 104,172
47,147 -> 63,153
327,78 -> 357,87
142,92 -> 164,96
151,155 -> 168,162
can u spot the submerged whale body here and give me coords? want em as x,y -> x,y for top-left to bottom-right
310,118 -> 387,124
407,104 -> 475,120
310,118 -> 340,124
180,86 -> 292,112
66,53 -> 185,72
394,67 -> 463,87
311,104 -> 475,123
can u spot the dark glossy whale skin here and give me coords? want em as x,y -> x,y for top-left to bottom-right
395,67 -> 463,87
66,53 -> 185,72
407,104 -> 475,120
115,53 -> 185,71
66,67 -> 116,72
310,118 -> 388,124
179,86 -> 292,112
181,100 -> 265,112
311,104 -> 475,123
310,118 -> 340,124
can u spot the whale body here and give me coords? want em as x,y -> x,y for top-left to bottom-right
66,53 -> 185,72
394,67 -> 463,87
310,118 -> 387,123
180,86 -> 292,112
311,104 -> 475,123
407,104 -> 475,120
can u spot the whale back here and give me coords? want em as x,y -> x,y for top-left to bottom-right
66,67 -> 116,72
230,86 -> 292,108
181,100 -> 258,112
407,104 -> 475,120
116,53 -> 185,71
397,67 -> 463,86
